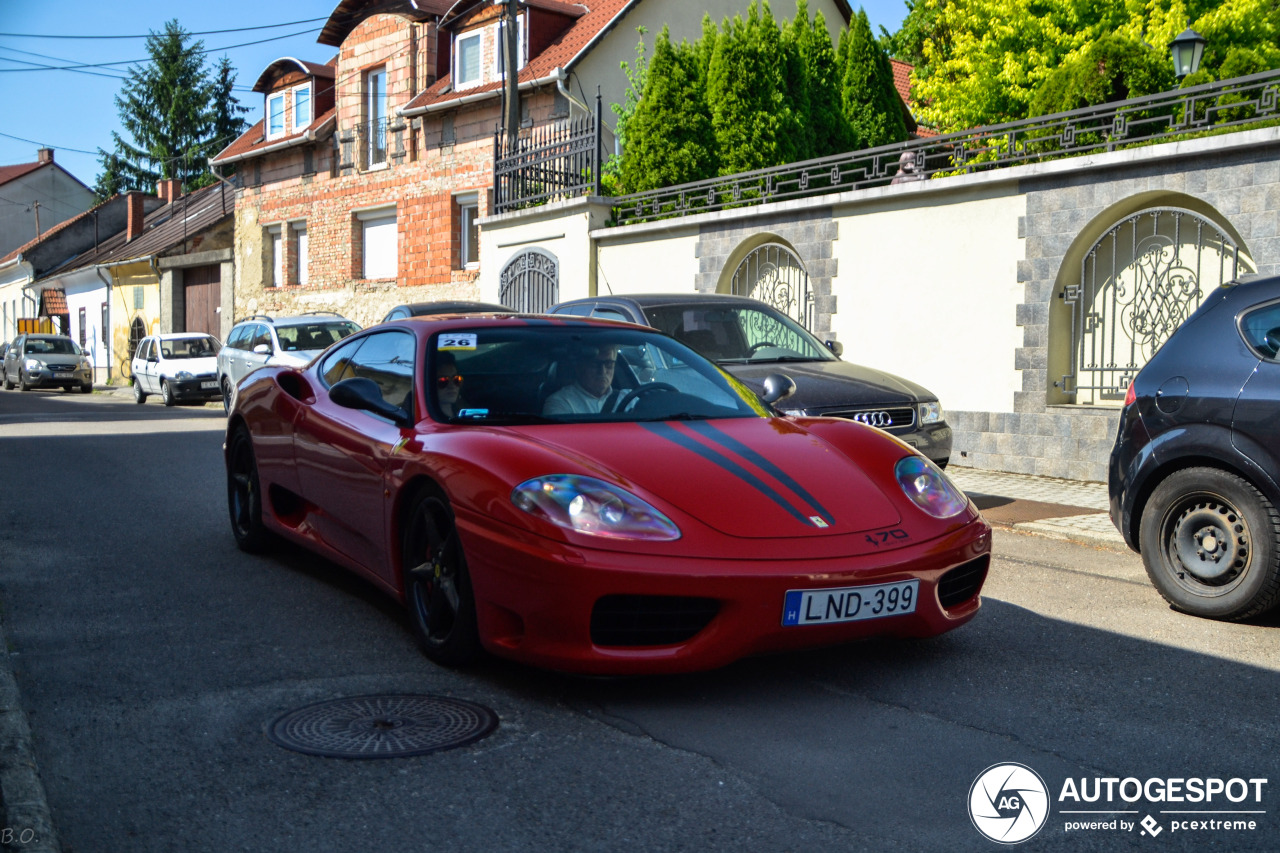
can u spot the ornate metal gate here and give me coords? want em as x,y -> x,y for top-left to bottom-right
1060,208 -> 1249,404
498,249 -> 559,313
730,243 -> 813,329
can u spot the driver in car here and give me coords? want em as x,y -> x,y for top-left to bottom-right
543,344 -> 622,415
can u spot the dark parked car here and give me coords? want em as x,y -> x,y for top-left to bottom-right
1109,275 -> 1280,620
549,294 -> 951,467
381,300 -> 510,322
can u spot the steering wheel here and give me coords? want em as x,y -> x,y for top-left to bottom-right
615,382 -> 679,412
747,341 -> 780,355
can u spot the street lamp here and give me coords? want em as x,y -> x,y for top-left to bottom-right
1170,28 -> 1206,80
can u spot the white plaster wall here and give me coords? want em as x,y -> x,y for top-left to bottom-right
479,200 -> 598,304
830,189 -> 1026,413
595,231 -> 700,296
63,276 -> 108,373
0,264 -> 34,341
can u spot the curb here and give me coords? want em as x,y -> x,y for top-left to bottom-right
0,616 -> 60,853
1009,517 -> 1130,551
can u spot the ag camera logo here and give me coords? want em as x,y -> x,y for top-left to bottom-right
969,763 -> 1050,844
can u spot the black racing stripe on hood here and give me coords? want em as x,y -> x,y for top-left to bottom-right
685,420 -> 836,525
640,422 -> 816,528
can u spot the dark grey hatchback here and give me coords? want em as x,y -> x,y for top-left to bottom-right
1109,275 -> 1280,620
549,294 -> 951,467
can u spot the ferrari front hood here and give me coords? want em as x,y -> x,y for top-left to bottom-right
524,418 -> 902,538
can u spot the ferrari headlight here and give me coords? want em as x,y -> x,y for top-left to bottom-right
919,401 -> 944,425
512,475 -> 681,541
895,456 -> 967,518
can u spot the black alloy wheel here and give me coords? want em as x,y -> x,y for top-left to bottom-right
133,379 -> 147,404
1139,467 -> 1280,620
226,425 -> 271,553
403,486 -> 481,667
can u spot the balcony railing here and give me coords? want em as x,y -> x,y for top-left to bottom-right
358,116 -> 388,169
606,68 -> 1280,226
494,96 -> 603,213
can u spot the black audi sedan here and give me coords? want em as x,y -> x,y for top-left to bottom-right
1109,274 -> 1280,620
549,293 -> 951,467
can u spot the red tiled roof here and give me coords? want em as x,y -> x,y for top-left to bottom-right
41,289 -> 67,315
404,0 -> 632,114
0,161 -> 47,187
890,59 -> 912,105
210,108 -> 336,165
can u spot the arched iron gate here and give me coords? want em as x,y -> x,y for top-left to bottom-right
1060,207 -> 1249,404
730,243 -> 813,329
498,249 -> 559,313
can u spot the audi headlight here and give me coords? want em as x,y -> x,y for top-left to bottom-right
919,401 -> 944,425
176,371 -> 194,380
895,456 -> 968,518
780,407 -> 807,417
512,475 -> 681,541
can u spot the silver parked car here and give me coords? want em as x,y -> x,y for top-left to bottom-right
217,312 -> 360,411
2,334 -> 94,393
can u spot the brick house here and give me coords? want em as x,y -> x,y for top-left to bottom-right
211,0 -> 852,330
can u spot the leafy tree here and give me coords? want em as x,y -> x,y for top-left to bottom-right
94,20 -> 249,198
911,0 -> 1280,132
620,28 -> 717,192
1029,33 -> 1174,116
838,10 -> 908,150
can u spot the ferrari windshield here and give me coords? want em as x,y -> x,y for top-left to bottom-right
430,326 -> 768,424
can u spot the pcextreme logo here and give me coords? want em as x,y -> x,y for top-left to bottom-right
969,764 -> 1270,844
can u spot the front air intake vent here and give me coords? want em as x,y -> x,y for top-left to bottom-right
590,595 -> 720,647
937,555 -> 990,609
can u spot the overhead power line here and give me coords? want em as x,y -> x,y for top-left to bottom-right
0,27 -> 323,73
0,18 -> 328,39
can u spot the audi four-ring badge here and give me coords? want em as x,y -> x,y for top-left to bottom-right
853,411 -> 894,427
226,313 -> 990,675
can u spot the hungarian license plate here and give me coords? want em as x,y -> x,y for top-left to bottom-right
782,579 -> 919,626
201,381 -> 218,389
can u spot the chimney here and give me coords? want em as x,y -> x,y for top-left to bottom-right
156,179 -> 182,204
37,148 -> 53,164
126,191 -> 146,242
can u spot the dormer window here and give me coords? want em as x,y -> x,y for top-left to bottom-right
294,84 -> 312,129
267,92 -> 286,139
455,30 -> 483,88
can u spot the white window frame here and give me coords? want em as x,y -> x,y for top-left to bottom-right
356,207 -> 397,280
365,67 -> 388,169
266,92 -> 286,139
494,15 -> 525,79
455,30 -> 483,89
293,83 -> 312,130
291,222 -> 309,286
267,224 -> 284,288
456,193 -> 480,269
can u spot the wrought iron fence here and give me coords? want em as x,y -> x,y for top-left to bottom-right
494,96 -> 603,213
610,68 -> 1280,226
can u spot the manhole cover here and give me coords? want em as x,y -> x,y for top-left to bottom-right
267,694 -> 498,758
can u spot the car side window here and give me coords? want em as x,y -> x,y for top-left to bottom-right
318,338 -> 363,387
227,326 -> 249,350
1240,301 -> 1280,359
592,307 -> 633,323
344,331 -> 416,412
252,325 -> 273,352
554,303 -> 594,317
136,339 -> 150,361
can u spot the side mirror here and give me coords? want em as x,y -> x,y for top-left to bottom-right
252,344 -> 271,355
824,339 -> 843,357
761,373 -> 797,404
330,377 -> 409,425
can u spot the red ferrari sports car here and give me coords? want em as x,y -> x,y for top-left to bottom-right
225,315 -> 991,674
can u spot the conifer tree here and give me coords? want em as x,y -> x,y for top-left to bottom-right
94,20 -> 248,198
708,3 -> 790,175
620,28 -> 716,192
838,10 -> 908,150
792,3 -> 852,157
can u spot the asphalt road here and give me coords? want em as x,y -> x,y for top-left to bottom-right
0,389 -> 1277,852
